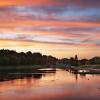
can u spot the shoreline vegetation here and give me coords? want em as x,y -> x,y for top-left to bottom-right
0,49 -> 100,74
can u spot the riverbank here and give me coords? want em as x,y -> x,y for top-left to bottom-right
0,65 -> 100,74
66,65 -> 100,74
0,65 -> 48,73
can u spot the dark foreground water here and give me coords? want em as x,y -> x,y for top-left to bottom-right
0,68 -> 100,100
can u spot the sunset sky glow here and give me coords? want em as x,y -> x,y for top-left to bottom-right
0,0 -> 100,59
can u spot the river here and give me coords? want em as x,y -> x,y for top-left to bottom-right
0,68 -> 100,100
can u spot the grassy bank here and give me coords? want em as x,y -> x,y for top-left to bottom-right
0,65 -> 49,73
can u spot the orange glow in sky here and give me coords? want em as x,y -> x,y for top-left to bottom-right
0,0 -> 100,58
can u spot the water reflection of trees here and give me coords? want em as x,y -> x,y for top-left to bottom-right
0,73 -> 42,82
0,68 -> 56,82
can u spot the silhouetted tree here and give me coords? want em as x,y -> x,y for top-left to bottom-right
79,59 -> 89,65
74,55 -> 79,66
69,57 -> 75,66
89,57 -> 100,65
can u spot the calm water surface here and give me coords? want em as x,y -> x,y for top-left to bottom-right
0,68 -> 100,100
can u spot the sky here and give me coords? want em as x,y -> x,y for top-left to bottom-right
0,0 -> 100,59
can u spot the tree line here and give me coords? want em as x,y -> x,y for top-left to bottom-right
59,56 -> 100,66
0,49 -> 100,66
0,49 -> 57,66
